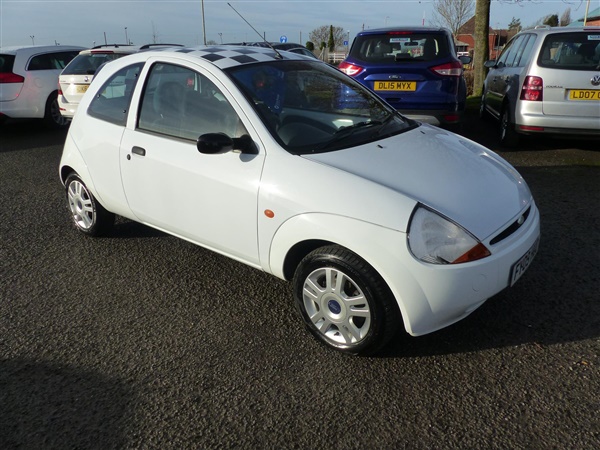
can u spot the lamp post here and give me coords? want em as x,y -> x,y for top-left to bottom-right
30,35 -> 35,45
125,27 -> 128,45
218,32 -> 223,44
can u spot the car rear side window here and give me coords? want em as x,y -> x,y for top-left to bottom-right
538,32 -> 600,70
88,63 -> 143,126
350,33 -> 450,63
27,51 -> 79,70
0,54 -> 16,73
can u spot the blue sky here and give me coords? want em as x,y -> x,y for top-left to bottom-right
0,0 -> 593,48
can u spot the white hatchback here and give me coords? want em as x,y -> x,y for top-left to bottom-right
0,45 -> 83,127
59,46 -> 540,354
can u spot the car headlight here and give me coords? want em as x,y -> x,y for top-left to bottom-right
408,205 -> 491,264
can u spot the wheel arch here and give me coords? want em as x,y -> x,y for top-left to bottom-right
268,213 -> 421,335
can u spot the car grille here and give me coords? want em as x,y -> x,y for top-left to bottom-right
490,206 -> 531,246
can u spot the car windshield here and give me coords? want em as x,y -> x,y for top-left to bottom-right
350,32 -> 450,64
62,52 -> 125,76
226,60 -> 415,154
538,32 -> 600,70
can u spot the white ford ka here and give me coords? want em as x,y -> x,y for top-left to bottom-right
59,45 -> 540,354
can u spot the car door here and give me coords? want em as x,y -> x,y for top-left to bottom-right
485,35 -> 528,117
119,60 -> 265,266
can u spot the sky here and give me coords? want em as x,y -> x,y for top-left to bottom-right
0,0 -> 595,49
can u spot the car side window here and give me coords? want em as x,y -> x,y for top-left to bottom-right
503,35 -> 527,68
496,37 -> 518,68
88,63 -> 143,126
27,51 -> 79,70
138,62 -> 245,141
514,34 -> 536,67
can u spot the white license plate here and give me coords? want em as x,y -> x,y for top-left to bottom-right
510,238 -> 539,286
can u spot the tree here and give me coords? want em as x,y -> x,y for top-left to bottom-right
543,14 -> 559,27
473,0 -> 491,98
560,8 -> 571,26
432,0 -> 474,35
305,41 -> 315,51
309,25 -> 345,52
508,17 -> 521,32
328,26 -> 335,52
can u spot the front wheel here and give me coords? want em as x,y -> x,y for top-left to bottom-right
293,245 -> 399,355
65,174 -> 115,236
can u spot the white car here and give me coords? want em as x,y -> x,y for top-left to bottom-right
59,46 -> 540,354
0,45 -> 83,127
58,44 -> 182,118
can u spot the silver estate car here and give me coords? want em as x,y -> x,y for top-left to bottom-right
480,26 -> 600,147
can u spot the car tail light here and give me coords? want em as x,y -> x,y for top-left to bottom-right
429,61 -> 463,76
58,82 -> 63,96
338,61 -> 364,77
520,76 -> 543,101
0,72 -> 25,83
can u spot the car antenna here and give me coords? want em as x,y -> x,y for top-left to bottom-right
227,2 -> 283,59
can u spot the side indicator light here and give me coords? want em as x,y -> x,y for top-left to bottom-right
264,209 -> 275,218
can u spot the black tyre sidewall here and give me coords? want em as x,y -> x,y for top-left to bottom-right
43,91 -> 68,129
293,245 -> 398,355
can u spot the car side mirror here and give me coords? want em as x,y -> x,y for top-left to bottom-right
484,60 -> 498,69
459,55 -> 472,65
197,133 -> 257,155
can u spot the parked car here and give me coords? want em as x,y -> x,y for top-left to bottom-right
58,43 -> 182,118
338,27 -> 471,128
59,45 -> 540,355
0,45 -> 83,127
481,26 -> 600,147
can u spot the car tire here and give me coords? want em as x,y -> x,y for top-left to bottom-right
499,105 -> 520,148
293,245 -> 399,355
43,91 -> 69,129
65,174 -> 115,236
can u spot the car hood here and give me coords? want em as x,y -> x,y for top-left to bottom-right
302,124 -> 532,239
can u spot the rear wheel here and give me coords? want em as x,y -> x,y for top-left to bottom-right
65,174 -> 114,236
499,105 -> 519,148
43,91 -> 69,129
293,245 -> 399,355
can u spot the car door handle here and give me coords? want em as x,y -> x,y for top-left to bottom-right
131,146 -> 146,156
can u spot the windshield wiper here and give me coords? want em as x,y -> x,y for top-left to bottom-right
314,120 -> 382,152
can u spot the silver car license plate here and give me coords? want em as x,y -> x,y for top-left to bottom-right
510,238 -> 539,287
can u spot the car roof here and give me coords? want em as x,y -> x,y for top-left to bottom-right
356,26 -> 451,36
78,43 -> 184,55
0,45 -> 85,55
157,45 -> 312,69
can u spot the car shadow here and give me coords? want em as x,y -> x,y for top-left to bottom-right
0,119 -> 69,153
459,111 -> 600,154
0,358 -> 134,448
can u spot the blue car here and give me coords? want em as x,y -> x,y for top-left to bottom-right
339,27 -> 471,129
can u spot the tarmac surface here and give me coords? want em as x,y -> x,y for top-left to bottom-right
0,116 -> 598,449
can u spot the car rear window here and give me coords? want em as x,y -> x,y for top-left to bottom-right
538,32 -> 600,70
62,53 -> 124,75
27,51 -> 79,70
0,54 -> 16,73
349,32 -> 450,63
